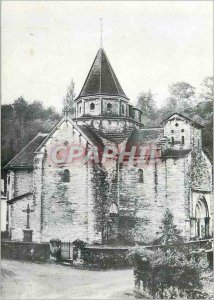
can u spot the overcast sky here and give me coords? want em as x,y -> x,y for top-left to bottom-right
2,1 -> 213,111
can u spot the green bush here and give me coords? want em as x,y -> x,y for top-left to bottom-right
128,209 -> 209,299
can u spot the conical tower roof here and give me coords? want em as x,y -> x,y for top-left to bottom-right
78,48 -> 128,99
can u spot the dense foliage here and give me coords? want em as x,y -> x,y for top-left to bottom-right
1,97 -> 61,168
138,77 -> 213,158
128,209 -> 209,299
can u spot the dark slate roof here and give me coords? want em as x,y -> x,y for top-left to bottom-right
78,48 -> 127,99
126,128 -> 164,146
4,133 -> 48,170
89,126 -> 134,145
161,149 -> 191,158
78,125 -> 105,149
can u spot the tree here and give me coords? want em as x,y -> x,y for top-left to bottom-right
128,209 -> 209,299
199,76 -> 214,102
136,90 -> 157,118
1,98 -> 60,168
63,79 -> 76,116
154,208 -> 184,247
167,82 -> 196,113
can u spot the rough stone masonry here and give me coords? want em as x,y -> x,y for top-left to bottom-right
5,47 -> 213,246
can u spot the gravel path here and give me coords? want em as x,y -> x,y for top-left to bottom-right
1,259 -> 134,299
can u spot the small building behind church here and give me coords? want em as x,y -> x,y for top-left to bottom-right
4,47 -> 213,248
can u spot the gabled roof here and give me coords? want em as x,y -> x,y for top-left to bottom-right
77,48 -> 128,99
4,117 -> 108,170
4,133 -> 48,170
162,113 -> 204,129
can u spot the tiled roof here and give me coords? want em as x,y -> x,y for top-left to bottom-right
161,148 -> 191,158
4,133 -> 48,170
78,125 -> 105,149
89,126 -> 134,145
126,128 -> 164,146
78,48 -> 127,99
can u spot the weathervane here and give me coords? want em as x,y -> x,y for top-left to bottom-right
100,18 -> 103,47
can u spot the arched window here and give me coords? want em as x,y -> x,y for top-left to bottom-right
195,197 -> 209,238
90,102 -> 95,110
8,176 -> 10,185
62,169 -> 70,182
107,103 -> 112,112
138,169 -> 144,183
79,106 -> 81,113
171,137 -> 174,145
182,136 -> 185,145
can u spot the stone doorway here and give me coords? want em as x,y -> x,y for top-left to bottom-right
195,197 -> 210,238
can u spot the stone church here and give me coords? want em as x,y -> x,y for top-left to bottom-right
5,47 -> 213,246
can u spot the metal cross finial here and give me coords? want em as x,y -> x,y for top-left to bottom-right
100,18 -> 103,47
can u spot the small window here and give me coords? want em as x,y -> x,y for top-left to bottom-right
182,136 -> 185,145
107,103 -> 112,112
171,130 -> 174,133
171,137 -> 174,145
175,123 -> 179,127
8,176 -> 10,185
90,103 -> 95,110
79,106 -> 81,113
121,104 -> 125,114
62,169 -> 70,182
138,169 -> 144,183
181,129 -> 184,132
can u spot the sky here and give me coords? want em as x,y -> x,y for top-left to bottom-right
2,1 -> 213,112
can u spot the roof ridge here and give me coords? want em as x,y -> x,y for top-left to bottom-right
103,48 -> 120,95
99,48 -> 102,94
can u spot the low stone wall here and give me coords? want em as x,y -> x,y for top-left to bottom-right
81,246 -> 132,269
1,241 -> 50,262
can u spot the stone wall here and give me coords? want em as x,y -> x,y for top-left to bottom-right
7,117 -> 212,246
1,240 -> 50,262
10,195 -> 34,240
164,118 -> 192,150
119,156 -> 190,244
39,120 -> 104,243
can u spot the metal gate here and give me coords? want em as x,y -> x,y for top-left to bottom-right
61,242 -> 73,260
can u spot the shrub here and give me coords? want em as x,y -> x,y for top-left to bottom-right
129,209 -> 209,298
